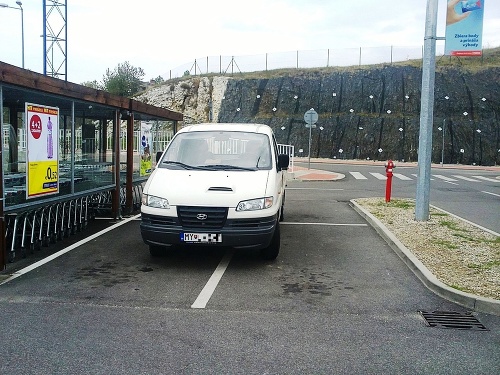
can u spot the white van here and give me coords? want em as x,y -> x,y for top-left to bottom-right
140,123 -> 289,260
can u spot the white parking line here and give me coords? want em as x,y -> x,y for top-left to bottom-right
453,175 -> 481,182
474,176 -> 500,183
370,172 -> 387,180
1,214 -> 141,286
482,191 -> 500,198
393,173 -> 413,181
433,174 -> 458,182
412,174 -> 435,180
349,172 -> 367,179
191,249 -> 234,309
282,222 -> 367,226
286,188 -> 343,191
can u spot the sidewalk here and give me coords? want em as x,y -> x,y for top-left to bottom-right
289,166 -> 344,181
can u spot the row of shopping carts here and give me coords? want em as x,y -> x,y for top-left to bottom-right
4,183 -> 144,263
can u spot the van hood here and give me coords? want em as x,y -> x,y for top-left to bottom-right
145,169 -> 271,207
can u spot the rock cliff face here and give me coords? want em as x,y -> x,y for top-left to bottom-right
137,64 -> 500,166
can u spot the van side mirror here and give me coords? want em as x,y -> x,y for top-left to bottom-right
277,154 -> 289,171
156,151 -> 163,163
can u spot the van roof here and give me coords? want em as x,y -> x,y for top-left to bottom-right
178,123 -> 274,136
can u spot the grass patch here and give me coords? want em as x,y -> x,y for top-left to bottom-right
380,199 -> 414,210
468,260 -> 500,270
439,220 -> 466,232
452,232 -> 478,242
488,237 -> 500,245
449,284 -> 469,292
432,239 -> 458,250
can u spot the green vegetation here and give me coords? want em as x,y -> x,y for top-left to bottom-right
450,284 -> 470,293
82,61 -> 145,97
374,199 -> 414,210
432,239 -> 458,250
468,260 -> 500,270
452,232 -> 478,242
439,220 -> 465,232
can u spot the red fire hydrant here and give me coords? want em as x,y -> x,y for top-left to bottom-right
385,160 -> 395,202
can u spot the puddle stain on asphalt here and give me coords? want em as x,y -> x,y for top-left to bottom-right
69,259 -> 154,288
279,268 -> 354,297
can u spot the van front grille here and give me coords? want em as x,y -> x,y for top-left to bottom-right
177,206 -> 228,229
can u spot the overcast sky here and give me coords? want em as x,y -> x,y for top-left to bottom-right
1,0 -> 499,85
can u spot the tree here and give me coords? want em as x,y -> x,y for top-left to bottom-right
150,76 -> 165,85
81,80 -> 102,90
102,61 -> 145,97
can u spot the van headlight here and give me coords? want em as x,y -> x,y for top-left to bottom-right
142,194 -> 170,209
236,197 -> 273,211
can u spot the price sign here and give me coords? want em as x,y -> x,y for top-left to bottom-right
26,103 -> 59,198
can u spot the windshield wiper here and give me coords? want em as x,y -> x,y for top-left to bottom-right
205,164 -> 256,171
161,161 -> 200,170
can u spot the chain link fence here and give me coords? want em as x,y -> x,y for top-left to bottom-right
162,45 -> 449,80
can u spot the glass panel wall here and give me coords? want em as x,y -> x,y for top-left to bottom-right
1,84 -> 118,210
119,120 -> 174,184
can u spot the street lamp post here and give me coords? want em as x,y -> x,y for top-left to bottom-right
0,1 -> 24,68
16,1 -> 23,68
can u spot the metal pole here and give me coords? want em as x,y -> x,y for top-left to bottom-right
126,113 -> 134,214
43,0 -> 47,75
415,0 -> 438,221
16,1 -> 24,68
0,85 -> 6,270
307,119 -> 312,170
441,118 -> 445,165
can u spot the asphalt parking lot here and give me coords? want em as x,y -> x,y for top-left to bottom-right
0,178 -> 499,374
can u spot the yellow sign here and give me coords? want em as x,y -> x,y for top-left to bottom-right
26,102 -> 59,198
28,160 -> 59,197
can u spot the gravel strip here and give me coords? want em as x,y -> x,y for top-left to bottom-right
354,197 -> 500,300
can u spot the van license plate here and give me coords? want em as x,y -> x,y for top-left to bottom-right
181,232 -> 222,243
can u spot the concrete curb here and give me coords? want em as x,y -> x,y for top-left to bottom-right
350,199 -> 500,317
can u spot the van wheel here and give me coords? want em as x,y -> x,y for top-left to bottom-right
260,222 -> 280,260
149,245 -> 165,257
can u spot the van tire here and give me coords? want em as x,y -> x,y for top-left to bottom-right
260,222 -> 280,260
149,245 -> 165,257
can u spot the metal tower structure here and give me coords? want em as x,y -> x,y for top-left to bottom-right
43,0 -> 67,80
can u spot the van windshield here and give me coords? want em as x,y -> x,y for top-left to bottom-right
159,131 -> 272,170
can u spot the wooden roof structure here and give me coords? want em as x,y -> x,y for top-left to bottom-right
0,61 -> 182,122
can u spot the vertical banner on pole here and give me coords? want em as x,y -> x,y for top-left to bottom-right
140,121 -> 153,176
445,0 -> 485,56
26,103 -> 59,198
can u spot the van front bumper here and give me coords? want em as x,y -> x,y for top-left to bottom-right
140,212 -> 278,250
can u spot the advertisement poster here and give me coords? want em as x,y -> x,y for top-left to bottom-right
26,103 -> 59,198
445,0 -> 485,56
140,121 -> 153,176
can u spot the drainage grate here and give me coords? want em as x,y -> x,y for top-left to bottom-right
419,311 -> 488,331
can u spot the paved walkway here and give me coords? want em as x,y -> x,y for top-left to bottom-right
291,165 -> 344,181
